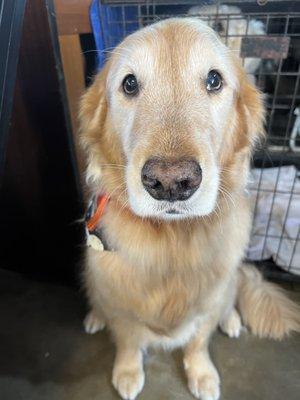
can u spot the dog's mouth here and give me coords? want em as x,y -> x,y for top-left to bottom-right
166,209 -> 181,215
158,204 -> 189,219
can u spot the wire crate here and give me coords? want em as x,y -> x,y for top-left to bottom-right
90,0 -> 300,281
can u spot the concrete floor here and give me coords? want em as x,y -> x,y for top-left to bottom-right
0,268 -> 299,400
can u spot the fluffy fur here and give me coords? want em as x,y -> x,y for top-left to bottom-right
79,18 -> 300,400
238,263 -> 300,340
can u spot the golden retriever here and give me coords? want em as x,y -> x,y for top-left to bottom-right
79,18 -> 300,400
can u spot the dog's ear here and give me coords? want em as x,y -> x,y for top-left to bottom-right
220,70 -> 265,179
79,62 -> 109,145
239,76 -> 265,148
78,63 -> 110,188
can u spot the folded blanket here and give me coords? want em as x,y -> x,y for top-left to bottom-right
247,166 -> 300,275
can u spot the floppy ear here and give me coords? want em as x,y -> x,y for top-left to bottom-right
239,76 -> 265,148
78,63 -> 110,190
219,70 -> 265,186
221,72 -> 265,167
79,66 -> 108,141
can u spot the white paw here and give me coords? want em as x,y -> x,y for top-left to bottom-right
112,368 -> 145,400
220,308 -> 242,338
188,372 -> 220,400
83,311 -> 105,334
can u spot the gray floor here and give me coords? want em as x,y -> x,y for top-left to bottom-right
0,268 -> 299,400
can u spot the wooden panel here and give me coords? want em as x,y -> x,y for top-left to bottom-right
59,34 -> 86,174
59,35 -> 85,134
54,0 -> 92,35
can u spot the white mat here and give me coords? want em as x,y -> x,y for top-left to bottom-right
247,166 -> 300,275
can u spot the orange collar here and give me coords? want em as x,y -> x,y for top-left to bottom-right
86,194 -> 110,232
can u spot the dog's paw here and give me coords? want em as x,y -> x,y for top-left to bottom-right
219,308 -> 242,338
83,311 -> 105,334
187,372 -> 220,400
112,368 -> 145,400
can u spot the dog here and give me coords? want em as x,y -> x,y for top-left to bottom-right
79,18 -> 300,400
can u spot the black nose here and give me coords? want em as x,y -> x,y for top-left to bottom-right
141,158 -> 202,202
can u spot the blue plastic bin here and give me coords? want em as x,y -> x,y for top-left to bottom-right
90,0 -> 139,69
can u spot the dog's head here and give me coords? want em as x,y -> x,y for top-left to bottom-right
80,18 -> 264,220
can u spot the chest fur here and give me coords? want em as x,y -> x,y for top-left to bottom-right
97,202 -> 249,331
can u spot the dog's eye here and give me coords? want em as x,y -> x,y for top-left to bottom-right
122,74 -> 139,96
206,70 -> 223,92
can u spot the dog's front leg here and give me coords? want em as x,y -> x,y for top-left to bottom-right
111,320 -> 145,400
85,249 -> 145,399
183,320 -> 220,400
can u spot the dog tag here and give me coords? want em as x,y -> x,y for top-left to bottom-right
87,232 -> 104,252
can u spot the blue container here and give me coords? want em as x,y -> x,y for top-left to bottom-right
90,0 -> 139,69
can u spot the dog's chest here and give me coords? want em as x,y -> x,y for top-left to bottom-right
102,211 -> 233,329
127,255 -> 227,336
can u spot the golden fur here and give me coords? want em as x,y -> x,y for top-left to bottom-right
79,19 -> 300,400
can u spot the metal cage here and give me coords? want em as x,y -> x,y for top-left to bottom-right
90,0 -> 300,281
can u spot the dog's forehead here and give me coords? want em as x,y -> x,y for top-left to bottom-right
114,19 -> 230,72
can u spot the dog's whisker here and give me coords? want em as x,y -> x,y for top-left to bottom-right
219,166 -> 239,175
218,186 -> 236,209
218,188 -> 231,211
116,186 -> 128,205
107,182 -> 126,199
115,191 -> 129,219
211,200 -> 223,234
99,163 -> 126,168
101,174 -> 125,185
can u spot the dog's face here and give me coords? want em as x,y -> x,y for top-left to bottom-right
81,19 -> 263,220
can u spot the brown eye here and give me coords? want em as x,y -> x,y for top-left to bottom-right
206,70 -> 223,92
122,74 -> 139,96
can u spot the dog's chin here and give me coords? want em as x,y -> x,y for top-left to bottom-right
156,211 -> 195,221
127,189 -> 217,222
130,205 -> 215,221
